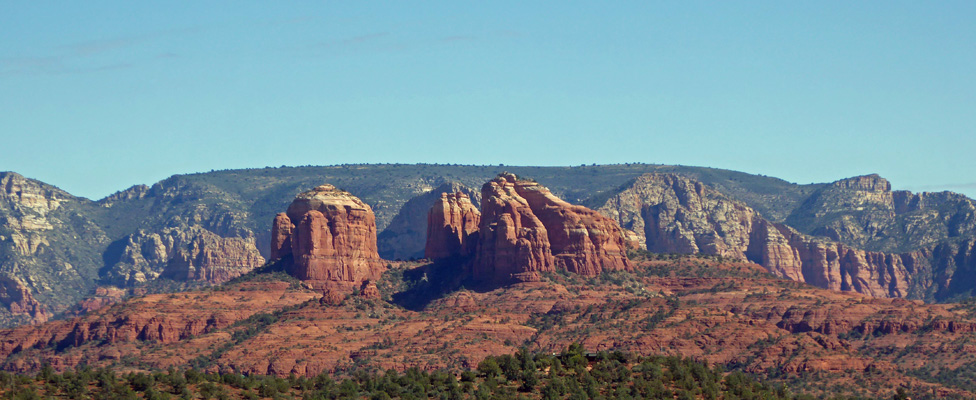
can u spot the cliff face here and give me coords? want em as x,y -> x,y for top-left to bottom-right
424,192 -> 480,261
271,185 -> 386,288
428,173 -> 634,284
0,172 -> 104,326
599,174 -> 914,298
744,222 -> 912,298
103,227 -> 265,286
599,173 -> 759,258
381,182 -> 480,261
513,180 -> 631,276
786,174 -> 976,253
474,174 -> 555,284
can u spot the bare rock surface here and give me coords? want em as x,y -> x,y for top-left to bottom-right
272,185 -> 386,289
424,192 -> 480,261
600,174 -> 914,297
513,179 -> 631,276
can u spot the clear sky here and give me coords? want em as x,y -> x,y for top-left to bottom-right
2,1 -> 975,200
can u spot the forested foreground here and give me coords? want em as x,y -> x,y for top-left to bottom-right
0,345 -> 910,400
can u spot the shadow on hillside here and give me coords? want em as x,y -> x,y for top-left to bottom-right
390,257 -> 498,311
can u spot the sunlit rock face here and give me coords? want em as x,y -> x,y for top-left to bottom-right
467,173 -> 632,285
272,185 -> 386,289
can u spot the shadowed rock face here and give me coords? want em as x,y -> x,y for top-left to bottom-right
425,192 -> 480,261
379,182 -> 480,261
271,185 -> 386,289
270,213 -> 293,261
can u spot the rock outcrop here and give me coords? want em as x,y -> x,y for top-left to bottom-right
425,192 -> 481,261
745,222 -> 912,297
599,173 -> 913,297
72,287 -> 127,316
473,174 -> 556,284
359,281 -> 381,300
449,173 -> 633,284
514,179 -> 631,275
270,213 -> 293,261
785,174 -> 976,253
103,227 -> 265,286
599,173 -> 759,258
0,275 -> 49,324
379,182 -> 480,260
271,185 -> 386,289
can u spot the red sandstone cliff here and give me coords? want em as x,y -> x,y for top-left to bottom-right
271,185 -> 386,289
513,180 -> 631,275
458,173 -> 632,284
745,221 -> 913,297
473,174 -> 555,284
270,213 -> 293,261
425,192 -> 481,261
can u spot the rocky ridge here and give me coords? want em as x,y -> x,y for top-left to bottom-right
2,164 -> 976,331
596,173 -> 976,300
785,174 -> 976,253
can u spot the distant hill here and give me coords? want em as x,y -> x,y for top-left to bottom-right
0,164 -> 974,328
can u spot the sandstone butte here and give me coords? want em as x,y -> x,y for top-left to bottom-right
270,184 -> 386,290
428,173 -> 632,285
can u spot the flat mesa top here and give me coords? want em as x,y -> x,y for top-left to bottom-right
287,184 -> 371,220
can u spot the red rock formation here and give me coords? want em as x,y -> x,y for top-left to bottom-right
270,213 -> 294,261
72,287 -> 127,316
320,290 -> 345,306
274,185 -> 386,289
425,192 -> 480,260
0,276 -> 49,324
474,174 -> 555,284
359,281 -> 381,300
467,173 -> 634,284
744,222 -> 913,298
513,180 -> 631,276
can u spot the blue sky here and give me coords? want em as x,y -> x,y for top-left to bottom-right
2,1 -> 975,200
